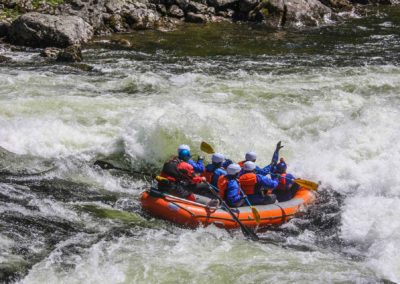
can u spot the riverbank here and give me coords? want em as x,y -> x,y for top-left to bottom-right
0,0 -> 398,52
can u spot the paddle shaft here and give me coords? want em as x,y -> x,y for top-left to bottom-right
94,160 -> 154,177
238,187 -> 261,220
208,184 -> 259,241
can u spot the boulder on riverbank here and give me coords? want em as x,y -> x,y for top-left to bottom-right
8,12 -> 93,48
0,0 -> 398,49
0,22 -> 10,38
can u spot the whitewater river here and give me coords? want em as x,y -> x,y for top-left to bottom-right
1,6 -> 400,284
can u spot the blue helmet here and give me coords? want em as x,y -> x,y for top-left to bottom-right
178,149 -> 191,161
275,161 -> 287,174
222,159 -> 233,169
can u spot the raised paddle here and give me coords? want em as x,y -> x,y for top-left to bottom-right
94,160 -> 154,177
294,179 -> 319,191
200,141 -> 215,154
271,173 -> 319,191
208,183 -> 259,241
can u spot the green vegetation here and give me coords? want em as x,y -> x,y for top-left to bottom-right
0,0 -> 65,20
0,8 -> 21,21
32,0 -> 65,9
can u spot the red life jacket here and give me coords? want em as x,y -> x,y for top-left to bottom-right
238,161 -> 245,168
204,170 -> 213,183
177,161 -> 195,177
276,173 -> 287,191
217,175 -> 228,199
238,173 -> 257,195
160,158 -> 195,183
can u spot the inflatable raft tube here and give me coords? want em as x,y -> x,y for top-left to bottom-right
140,187 -> 316,229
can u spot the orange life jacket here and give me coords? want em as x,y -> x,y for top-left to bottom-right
238,161 -> 245,168
238,172 -> 257,195
217,175 -> 241,201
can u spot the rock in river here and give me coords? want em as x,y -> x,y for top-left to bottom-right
8,12 -> 94,48
56,44 -> 82,62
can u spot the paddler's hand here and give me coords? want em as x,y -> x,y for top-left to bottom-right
276,141 -> 284,152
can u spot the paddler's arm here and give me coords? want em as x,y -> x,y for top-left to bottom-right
271,141 -> 283,165
188,156 -> 205,173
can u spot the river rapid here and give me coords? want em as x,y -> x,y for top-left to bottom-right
1,6 -> 400,284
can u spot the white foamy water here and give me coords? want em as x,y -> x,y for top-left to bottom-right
20,227 -> 376,284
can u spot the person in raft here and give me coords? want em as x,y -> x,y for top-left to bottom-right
239,161 -> 278,205
158,146 -> 208,201
239,141 -> 284,175
204,153 -> 227,188
217,163 -> 246,207
272,158 -> 299,202
177,144 -> 204,174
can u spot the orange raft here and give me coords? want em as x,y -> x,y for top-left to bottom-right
140,187 -> 316,229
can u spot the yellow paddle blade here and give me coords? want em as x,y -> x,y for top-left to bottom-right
294,179 -> 319,191
251,206 -> 261,224
156,175 -> 169,182
200,141 -> 215,154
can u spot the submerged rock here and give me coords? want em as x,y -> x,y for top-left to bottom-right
0,146 -> 55,176
72,63 -> 94,71
110,38 -> 132,47
56,44 -> 82,62
0,55 -> 12,63
40,47 -> 61,58
8,12 -> 94,48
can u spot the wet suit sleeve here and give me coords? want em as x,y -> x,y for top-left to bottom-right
226,180 -> 242,204
188,159 -> 205,173
255,165 -> 271,176
257,174 -> 278,189
269,141 -> 283,173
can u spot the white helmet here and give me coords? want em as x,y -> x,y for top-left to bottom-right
227,163 -> 241,175
243,161 -> 256,171
178,144 -> 190,153
212,153 -> 225,163
245,151 -> 257,161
